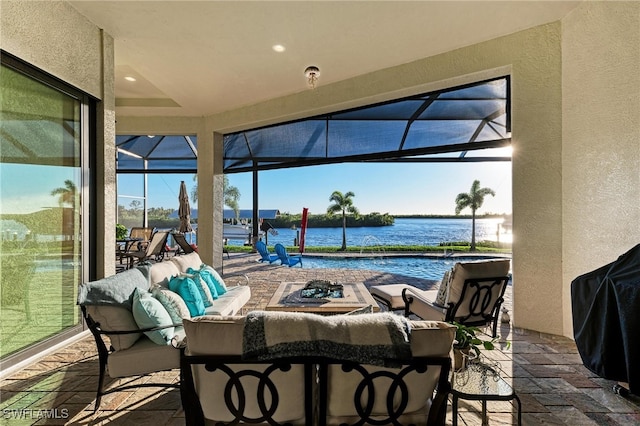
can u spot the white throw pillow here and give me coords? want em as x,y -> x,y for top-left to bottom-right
152,286 -> 191,324
434,268 -> 453,306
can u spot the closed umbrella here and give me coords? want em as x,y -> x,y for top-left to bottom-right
178,181 -> 193,233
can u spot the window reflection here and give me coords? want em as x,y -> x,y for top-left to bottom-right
1,63 -> 83,359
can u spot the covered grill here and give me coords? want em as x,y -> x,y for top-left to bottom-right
571,244 -> 640,395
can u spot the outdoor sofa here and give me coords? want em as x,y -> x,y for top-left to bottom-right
77,252 -> 251,410
180,311 -> 456,425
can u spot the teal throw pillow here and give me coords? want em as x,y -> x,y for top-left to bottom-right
131,288 -> 174,345
200,264 -> 227,295
168,274 -> 205,317
187,267 -> 218,300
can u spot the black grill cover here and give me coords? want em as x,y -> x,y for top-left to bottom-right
571,244 -> 640,395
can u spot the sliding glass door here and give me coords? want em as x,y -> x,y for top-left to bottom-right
0,54 -> 91,361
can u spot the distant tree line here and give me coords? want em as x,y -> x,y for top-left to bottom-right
117,202 -> 185,230
268,212 -> 394,229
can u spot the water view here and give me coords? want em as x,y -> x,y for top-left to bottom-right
301,255 -> 497,281
226,217 -> 512,248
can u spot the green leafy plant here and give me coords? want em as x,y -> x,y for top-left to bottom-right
453,322 -> 496,358
116,224 -> 128,240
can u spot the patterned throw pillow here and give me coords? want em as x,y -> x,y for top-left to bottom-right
200,264 -> 227,295
434,268 -> 453,307
151,286 -> 191,324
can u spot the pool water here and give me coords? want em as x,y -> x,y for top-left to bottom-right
301,256 -> 503,281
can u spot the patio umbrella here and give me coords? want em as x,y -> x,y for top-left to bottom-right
178,181 -> 193,233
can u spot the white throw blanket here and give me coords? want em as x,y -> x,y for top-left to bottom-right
242,311 -> 411,367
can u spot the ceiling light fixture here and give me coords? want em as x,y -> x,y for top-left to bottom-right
124,76 -> 137,82
304,66 -> 320,89
272,44 -> 286,53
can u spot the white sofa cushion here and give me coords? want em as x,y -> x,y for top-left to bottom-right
84,305 -> 141,351
107,334 -> 181,377
149,260 -> 180,287
203,285 -> 251,316
171,252 -> 204,272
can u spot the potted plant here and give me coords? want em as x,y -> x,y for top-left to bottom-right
116,224 -> 128,240
452,322 -> 497,371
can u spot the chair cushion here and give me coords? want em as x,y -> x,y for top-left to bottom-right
369,284 -> 409,310
132,288 -> 175,345
182,316 -> 305,424
403,289 -> 446,321
326,320 -> 454,420
447,259 -> 510,318
183,316 -> 245,356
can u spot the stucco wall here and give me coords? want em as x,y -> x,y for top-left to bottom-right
1,1 -> 104,99
1,0 -> 115,279
199,23 -> 565,335
561,2 -> 640,336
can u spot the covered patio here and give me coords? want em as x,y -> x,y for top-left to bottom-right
2,253 -> 639,425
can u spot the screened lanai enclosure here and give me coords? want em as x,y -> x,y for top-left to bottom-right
116,76 -> 511,231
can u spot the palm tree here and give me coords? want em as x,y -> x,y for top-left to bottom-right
50,180 -> 77,207
327,190 -> 359,251
455,180 -> 495,251
191,175 -> 241,221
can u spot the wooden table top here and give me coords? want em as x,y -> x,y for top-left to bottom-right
265,281 -> 380,314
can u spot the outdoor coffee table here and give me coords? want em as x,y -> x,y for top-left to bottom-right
266,282 -> 380,315
450,362 -> 522,426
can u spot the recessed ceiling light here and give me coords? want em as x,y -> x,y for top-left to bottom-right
124,76 -> 137,82
272,44 -> 286,53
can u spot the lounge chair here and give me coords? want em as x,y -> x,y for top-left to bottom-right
255,241 -> 278,263
173,232 -> 196,255
371,259 -> 510,337
274,243 -> 303,267
129,226 -> 154,243
123,231 -> 170,268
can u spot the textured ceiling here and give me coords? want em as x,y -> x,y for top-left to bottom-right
68,1 -> 580,117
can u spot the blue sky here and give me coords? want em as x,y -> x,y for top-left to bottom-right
118,160 -> 512,216
1,160 -> 511,216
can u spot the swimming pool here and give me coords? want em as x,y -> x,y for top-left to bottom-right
301,255 -> 507,281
